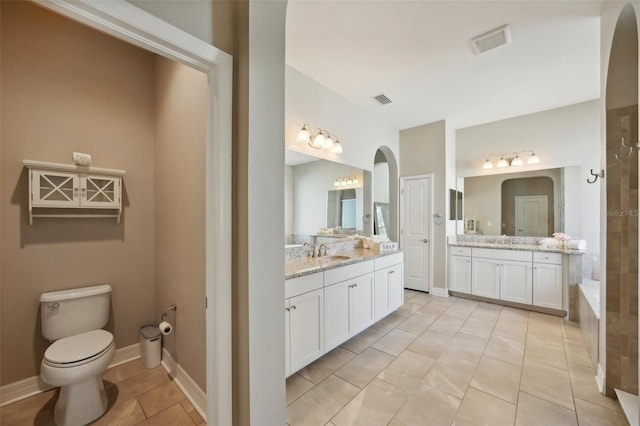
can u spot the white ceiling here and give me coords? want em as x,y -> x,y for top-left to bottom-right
286,0 -> 603,131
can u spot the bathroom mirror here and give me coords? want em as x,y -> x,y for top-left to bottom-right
460,167 -> 575,236
285,149 -> 371,245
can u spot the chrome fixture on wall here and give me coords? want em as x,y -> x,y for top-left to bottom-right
482,150 -> 539,169
614,115 -> 639,162
297,124 -> 343,154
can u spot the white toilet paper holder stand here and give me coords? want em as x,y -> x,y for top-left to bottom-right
161,304 -> 177,321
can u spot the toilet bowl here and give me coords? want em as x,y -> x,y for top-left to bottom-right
39,285 -> 114,426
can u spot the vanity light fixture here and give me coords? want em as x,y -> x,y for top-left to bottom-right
296,124 -> 343,154
334,176 -> 359,187
482,150 -> 540,169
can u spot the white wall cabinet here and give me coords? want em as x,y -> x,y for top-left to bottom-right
286,288 -> 324,376
24,160 -> 125,224
533,252 -> 563,310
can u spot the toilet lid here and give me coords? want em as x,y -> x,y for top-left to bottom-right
45,329 -> 113,366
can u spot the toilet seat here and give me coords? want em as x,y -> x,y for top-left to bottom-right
44,329 -> 114,368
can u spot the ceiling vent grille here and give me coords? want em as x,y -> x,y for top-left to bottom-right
374,94 -> 392,105
471,24 -> 511,54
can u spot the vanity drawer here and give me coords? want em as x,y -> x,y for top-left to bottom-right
374,252 -> 404,270
533,252 -> 563,265
449,246 -> 471,257
472,248 -> 532,263
285,272 -> 324,299
324,260 -> 374,286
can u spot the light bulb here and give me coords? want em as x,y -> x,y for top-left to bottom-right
332,140 -> 343,154
511,155 -> 523,166
483,159 -> 493,169
528,153 -> 540,164
324,134 -> 334,149
334,180 -> 340,187
310,131 -> 325,149
497,156 -> 508,168
296,125 -> 310,144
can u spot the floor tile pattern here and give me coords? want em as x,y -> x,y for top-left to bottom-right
287,291 -> 629,426
0,359 -> 205,425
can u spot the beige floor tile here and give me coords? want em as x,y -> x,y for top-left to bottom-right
442,332 -> 488,363
460,317 -> 496,339
562,320 -> 587,343
564,338 -> 593,368
377,350 -> 436,391
527,320 -> 564,345
415,301 -> 449,318
0,389 -> 57,425
524,335 -> 567,370
287,375 -> 360,426
340,327 -> 386,354
395,302 -> 422,317
428,315 -> 465,337
180,400 -> 205,425
371,313 -> 406,334
568,363 -> 624,413
371,329 -> 418,357
421,355 -> 477,398
331,379 -> 408,426
107,367 -> 172,403
403,289 -> 423,301
500,306 -> 530,321
405,294 -> 432,306
529,311 -> 561,323
429,296 -> 456,306
93,397 -> 147,426
389,384 -> 460,426
493,318 -> 528,341
443,304 -> 476,320
452,387 -> 516,426
515,392 -> 577,426
520,359 -> 574,410
334,348 -> 395,388
470,356 -> 521,404
406,330 -> 453,359
138,381 -> 185,418
102,359 -> 147,384
484,334 -> 525,366
396,314 -> 435,335
299,347 -> 357,384
574,397 -> 629,426
286,373 -> 315,405
137,403 -> 195,425
469,306 -> 502,322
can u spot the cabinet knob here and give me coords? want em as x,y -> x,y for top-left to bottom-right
285,307 -> 290,312
291,305 -> 297,310
388,271 -> 395,275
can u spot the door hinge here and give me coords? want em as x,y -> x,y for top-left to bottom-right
205,297 -> 208,309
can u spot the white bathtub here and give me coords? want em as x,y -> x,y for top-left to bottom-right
578,278 -> 600,370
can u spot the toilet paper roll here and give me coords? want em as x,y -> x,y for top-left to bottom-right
159,321 -> 173,336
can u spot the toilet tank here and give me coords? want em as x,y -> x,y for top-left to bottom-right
40,284 -> 112,341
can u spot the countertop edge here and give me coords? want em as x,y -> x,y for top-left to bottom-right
449,242 -> 586,255
285,249 -> 403,280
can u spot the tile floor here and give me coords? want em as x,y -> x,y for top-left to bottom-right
0,359 -> 205,425
286,290 -> 630,426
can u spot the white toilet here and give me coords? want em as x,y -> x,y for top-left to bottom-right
40,284 -> 115,426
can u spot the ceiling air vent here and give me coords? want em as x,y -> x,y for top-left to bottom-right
471,24 -> 511,54
374,94 -> 392,105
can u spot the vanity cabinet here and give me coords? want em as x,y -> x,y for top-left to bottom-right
324,261 -> 374,352
374,252 -> 405,321
471,249 -> 533,304
24,160 -> 125,224
285,273 -> 324,377
533,252 -> 563,310
448,247 -> 471,294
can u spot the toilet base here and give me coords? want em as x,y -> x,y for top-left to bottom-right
53,376 -> 109,426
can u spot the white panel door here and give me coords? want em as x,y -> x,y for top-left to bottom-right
500,260 -> 533,304
515,195 -> 548,236
472,258 -> 500,299
401,176 -> 432,292
289,288 -> 324,374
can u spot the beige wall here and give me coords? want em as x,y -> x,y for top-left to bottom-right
0,1 -> 157,385
400,121 -> 448,290
154,56 -> 207,390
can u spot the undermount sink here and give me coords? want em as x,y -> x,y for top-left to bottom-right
321,255 -> 351,261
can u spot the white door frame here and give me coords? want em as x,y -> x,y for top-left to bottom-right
399,174 -> 434,294
31,2 -> 233,424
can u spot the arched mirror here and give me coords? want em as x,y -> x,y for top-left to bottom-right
372,147 -> 399,241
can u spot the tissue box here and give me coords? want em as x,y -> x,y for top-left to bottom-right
369,241 -> 398,251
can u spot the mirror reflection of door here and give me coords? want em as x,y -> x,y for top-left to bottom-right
327,189 -> 357,229
515,195 -> 548,236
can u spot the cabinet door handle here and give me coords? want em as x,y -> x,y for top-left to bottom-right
421,239 -> 429,243
388,270 -> 395,275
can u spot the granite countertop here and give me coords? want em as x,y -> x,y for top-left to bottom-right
449,241 -> 586,255
285,248 -> 402,280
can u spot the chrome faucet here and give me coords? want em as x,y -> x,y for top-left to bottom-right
318,244 -> 328,257
303,242 -> 315,257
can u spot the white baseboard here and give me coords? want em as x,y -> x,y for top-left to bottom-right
0,343 -> 141,407
615,388 -> 639,426
596,363 -> 606,393
161,348 -> 206,422
431,287 -> 449,298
